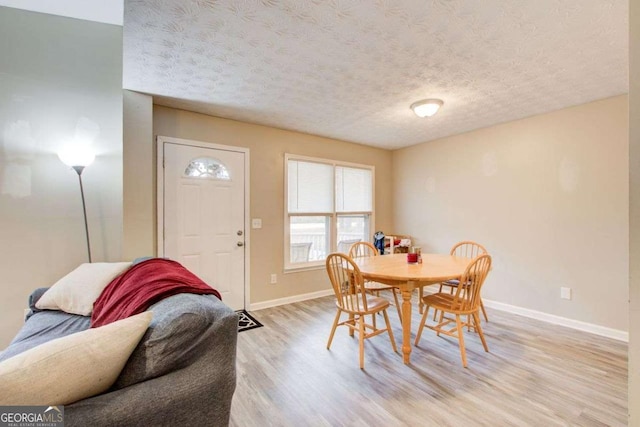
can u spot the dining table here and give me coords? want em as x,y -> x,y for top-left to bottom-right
352,253 -> 472,364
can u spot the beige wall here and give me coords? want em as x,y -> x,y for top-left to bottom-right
393,96 -> 629,332
0,8 -> 123,348
123,90 -> 154,260
150,106 -> 393,304
629,0 -> 639,422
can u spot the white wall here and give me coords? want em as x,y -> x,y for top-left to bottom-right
123,90 -> 154,260
393,96 -> 628,333
629,0 -> 639,422
0,7 -> 123,348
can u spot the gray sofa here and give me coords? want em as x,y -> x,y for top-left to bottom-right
0,288 -> 238,427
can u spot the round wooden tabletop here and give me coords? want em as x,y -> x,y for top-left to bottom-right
353,253 -> 471,284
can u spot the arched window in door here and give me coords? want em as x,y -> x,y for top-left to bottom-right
184,157 -> 230,180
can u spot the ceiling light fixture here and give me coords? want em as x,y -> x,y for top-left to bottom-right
410,99 -> 444,118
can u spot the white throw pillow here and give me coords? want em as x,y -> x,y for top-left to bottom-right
36,262 -> 131,315
0,311 -> 152,405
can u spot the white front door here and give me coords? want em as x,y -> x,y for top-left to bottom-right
160,139 -> 247,310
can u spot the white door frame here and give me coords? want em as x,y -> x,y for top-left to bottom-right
156,135 -> 250,310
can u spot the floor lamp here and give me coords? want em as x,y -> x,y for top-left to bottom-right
58,147 -> 95,263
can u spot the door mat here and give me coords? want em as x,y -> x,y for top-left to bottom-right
236,310 -> 263,332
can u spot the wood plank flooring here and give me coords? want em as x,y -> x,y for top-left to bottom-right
230,296 -> 627,426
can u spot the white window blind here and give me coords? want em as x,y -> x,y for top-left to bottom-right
336,166 -> 372,212
287,160 -> 333,213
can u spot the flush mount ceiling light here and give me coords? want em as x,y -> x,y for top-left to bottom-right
410,99 -> 444,118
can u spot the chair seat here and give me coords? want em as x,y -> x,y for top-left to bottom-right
422,292 -> 454,308
337,295 -> 390,314
422,292 -> 474,314
364,281 -> 402,325
443,279 -> 460,286
364,281 -> 394,291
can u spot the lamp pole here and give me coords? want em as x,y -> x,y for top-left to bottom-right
72,165 -> 92,263
58,145 -> 95,264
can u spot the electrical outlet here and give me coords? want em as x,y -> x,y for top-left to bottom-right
270,274 -> 277,284
560,286 -> 572,300
252,218 -> 262,229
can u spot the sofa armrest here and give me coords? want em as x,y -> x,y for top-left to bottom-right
65,309 -> 238,427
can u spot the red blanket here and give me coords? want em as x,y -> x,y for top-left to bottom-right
91,258 -> 221,328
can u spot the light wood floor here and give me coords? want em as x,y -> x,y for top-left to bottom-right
230,295 -> 627,426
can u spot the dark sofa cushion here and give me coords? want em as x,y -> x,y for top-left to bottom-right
0,310 -> 90,362
26,287 -> 50,320
113,293 -> 229,389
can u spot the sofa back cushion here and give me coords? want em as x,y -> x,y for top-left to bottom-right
113,293 -> 233,389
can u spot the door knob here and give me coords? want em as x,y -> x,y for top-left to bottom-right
237,241 -> 244,247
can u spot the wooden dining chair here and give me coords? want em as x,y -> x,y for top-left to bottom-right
414,254 -> 492,368
436,241 -> 489,322
348,241 -> 402,324
325,253 -> 397,369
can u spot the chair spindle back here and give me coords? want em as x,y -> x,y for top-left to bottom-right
450,241 -> 488,259
326,253 -> 368,313
348,241 -> 379,259
451,254 -> 492,312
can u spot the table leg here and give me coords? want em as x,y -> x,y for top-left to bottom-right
401,286 -> 413,364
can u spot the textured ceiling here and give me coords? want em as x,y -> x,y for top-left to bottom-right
123,0 -> 628,150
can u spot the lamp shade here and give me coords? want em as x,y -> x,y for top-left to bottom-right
410,99 -> 444,118
58,145 -> 95,167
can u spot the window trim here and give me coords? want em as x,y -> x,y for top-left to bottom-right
284,153 -> 375,272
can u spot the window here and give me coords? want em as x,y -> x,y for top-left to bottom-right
184,157 -> 230,180
285,154 -> 374,269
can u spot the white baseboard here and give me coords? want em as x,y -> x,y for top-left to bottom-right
481,299 -> 628,342
249,289 -> 334,311
419,287 -> 629,342
251,287 -> 629,342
